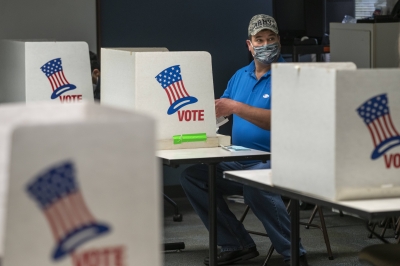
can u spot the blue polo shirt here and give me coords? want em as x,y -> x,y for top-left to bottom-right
221,56 -> 285,154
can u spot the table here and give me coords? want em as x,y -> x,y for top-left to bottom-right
157,147 -> 271,266
223,169 -> 400,266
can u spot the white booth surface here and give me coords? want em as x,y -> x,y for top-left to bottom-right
101,49 -> 218,150
271,62 -> 400,201
0,102 -> 161,266
0,40 -> 94,104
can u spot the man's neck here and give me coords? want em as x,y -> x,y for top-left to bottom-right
254,61 -> 271,80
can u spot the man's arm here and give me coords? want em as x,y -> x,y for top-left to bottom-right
215,98 -> 271,130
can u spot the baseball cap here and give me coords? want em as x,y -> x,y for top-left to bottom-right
248,14 -> 279,36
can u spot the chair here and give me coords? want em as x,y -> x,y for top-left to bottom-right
359,217 -> 400,265
164,194 -> 185,251
281,37 -> 326,63
164,193 -> 183,222
367,217 -> 399,241
292,44 -> 325,62
229,196 -> 333,265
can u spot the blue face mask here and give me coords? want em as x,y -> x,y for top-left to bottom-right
251,42 -> 280,65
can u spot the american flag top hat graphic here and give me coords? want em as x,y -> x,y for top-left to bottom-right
40,58 -> 77,99
26,161 -> 110,260
356,93 -> 400,160
155,65 -> 198,115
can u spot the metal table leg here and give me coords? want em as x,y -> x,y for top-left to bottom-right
208,163 -> 217,266
290,199 -> 300,266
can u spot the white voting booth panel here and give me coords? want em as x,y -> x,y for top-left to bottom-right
0,40 -> 94,104
0,102 -> 161,266
271,62 -> 400,201
101,49 -> 219,150
100,47 -> 168,111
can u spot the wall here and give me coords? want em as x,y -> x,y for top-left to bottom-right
100,0 -> 272,186
0,0 -> 97,51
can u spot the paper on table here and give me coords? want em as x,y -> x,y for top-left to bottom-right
220,145 -> 251,152
216,116 -> 229,127
216,116 -> 229,132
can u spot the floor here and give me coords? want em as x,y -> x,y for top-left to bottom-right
163,196 -> 397,266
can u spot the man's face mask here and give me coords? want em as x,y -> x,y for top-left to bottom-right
250,42 -> 280,65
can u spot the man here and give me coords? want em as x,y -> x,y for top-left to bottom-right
89,51 -> 101,101
180,14 -> 308,266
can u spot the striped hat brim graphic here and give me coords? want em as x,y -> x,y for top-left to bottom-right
167,96 -> 198,115
371,136 -> 400,160
51,84 -> 77,99
53,223 -> 110,260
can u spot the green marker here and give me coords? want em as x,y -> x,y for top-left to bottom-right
173,133 -> 207,144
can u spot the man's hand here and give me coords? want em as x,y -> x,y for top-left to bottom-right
215,98 -> 238,117
215,98 -> 271,130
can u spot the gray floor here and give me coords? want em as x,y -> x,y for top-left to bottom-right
163,196 -> 397,266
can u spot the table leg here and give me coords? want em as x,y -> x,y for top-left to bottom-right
208,163 -> 217,266
290,199 -> 300,266
365,221 -> 390,243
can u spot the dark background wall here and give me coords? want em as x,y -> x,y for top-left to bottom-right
99,0 -> 272,186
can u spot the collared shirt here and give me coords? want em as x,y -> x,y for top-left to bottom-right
221,56 -> 285,154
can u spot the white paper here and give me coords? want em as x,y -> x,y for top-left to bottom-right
216,116 -> 229,128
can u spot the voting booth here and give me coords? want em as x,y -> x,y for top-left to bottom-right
0,40 -> 94,103
271,62 -> 400,201
0,102 -> 161,266
101,48 -> 229,150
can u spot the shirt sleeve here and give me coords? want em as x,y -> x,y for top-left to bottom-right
220,72 -> 238,99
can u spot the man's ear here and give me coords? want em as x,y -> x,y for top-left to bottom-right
92,69 -> 100,78
277,35 -> 281,49
246,39 -> 252,52
92,69 -> 100,84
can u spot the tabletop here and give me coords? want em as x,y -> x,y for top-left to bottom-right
223,169 -> 400,221
157,147 -> 271,165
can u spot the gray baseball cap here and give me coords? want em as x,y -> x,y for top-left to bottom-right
248,14 -> 279,36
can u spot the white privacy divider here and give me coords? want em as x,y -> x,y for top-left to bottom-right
101,48 -> 222,149
271,62 -> 400,201
0,40 -> 94,103
0,101 -> 161,266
